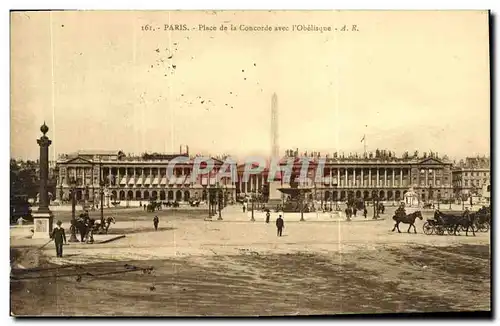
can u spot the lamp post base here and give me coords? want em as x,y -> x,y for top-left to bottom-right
68,232 -> 80,243
32,212 -> 54,239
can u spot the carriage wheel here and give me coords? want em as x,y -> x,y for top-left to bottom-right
423,222 -> 434,235
435,226 -> 445,235
447,226 -> 456,235
478,223 -> 489,233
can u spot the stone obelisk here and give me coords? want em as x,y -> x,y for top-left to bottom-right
32,122 -> 54,239
269,93 -> 283,202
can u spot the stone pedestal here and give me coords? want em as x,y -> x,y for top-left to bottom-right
32,212 -> 54,239
269,180 -> 283,201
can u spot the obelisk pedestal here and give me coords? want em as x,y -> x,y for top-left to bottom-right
32,122 -> 54,239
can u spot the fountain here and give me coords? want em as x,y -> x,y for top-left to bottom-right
277,171 -> 314,220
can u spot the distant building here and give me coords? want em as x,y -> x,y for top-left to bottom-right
452,156 -> 490,199
55,149 -> 235,204
235,151 -> 454,203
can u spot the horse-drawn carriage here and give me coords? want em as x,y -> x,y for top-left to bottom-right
422,203 -> 433,209
475,206 -> 491,232
188,199 -> 200,207
70,213 -> 116,243
422,210 -> 480,236
146,201 -> 164,212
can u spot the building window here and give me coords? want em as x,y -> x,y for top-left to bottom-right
465,180 -> 469,187
436,179 -> 441,186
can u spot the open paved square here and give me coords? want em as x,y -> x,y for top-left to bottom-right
10,205 -> 491,316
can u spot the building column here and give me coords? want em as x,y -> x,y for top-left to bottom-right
376,169 -> 379,187
337,169 -> 341,187
425,169 -> 429,186
117,168 -> 120,186
82,168 -> 86,186
392,169 -> 395,187
330,168 -> 333,185
361,169 -> 364,187
368,168 -> 372,187
400,169 -> 403,187
384,169 -> 387,187
433,170 -> 436,186
108,168 -> 111,185
344,168 -> 348,187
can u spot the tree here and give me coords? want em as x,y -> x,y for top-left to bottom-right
11,159 -> 39,200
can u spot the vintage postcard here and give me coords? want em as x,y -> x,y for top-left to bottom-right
10,10 -> 491,317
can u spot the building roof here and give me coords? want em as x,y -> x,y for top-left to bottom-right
74,150 -> 119,156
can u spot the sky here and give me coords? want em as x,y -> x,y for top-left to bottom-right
10,10 -> 490,162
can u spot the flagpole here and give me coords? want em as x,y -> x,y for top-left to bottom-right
364,135 -> 367,155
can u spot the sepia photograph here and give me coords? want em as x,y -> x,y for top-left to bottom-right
9,9 -> 491,317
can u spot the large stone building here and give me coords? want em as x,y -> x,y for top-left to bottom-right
235,151 -> 454,203
55,150 -> 235,205
452,156 -> 490,198
56,149 -> 456,205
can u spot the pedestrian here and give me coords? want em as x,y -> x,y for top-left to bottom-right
276,214 -> 284,237
353,207 -> 357,217
17,216 -> 26,226
243,201 -> 247,213
51,220 -> 67,258
153,215 -> 159,231
363,206 -> 367,218
266,210 -> 270,223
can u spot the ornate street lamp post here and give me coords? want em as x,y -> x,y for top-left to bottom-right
68,177 -> 79,242
32,123 -> 55,239
100,180 -> 105,229
372,191 -> 379,219
217,183 -> 223,220
250,190 -> 255,221
205,185 -> 211,220
300,192 -> 305,222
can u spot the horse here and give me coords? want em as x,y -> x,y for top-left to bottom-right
104,216 -> 116,234
70,219 -> 88,242
392,211 -> 423,233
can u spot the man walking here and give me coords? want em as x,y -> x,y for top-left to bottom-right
153,215 -> 159,231
266,210 -> 270,223
51,220 -> 67,258
276,215 -> 284,237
